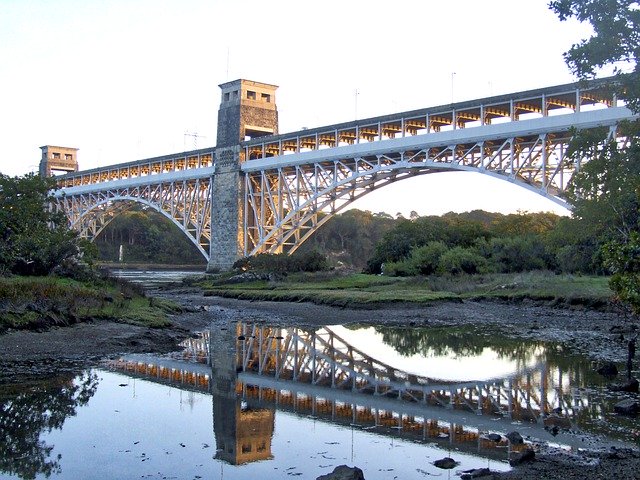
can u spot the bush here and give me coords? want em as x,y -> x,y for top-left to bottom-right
487,236 -> 548,273
408,241 -> 448,275
438,247 -> 488,275
233,250 -> 330,275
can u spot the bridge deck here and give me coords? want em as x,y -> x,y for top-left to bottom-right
53,76 -> 619,193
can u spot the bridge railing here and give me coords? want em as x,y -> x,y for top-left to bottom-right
242,77 -> 618,160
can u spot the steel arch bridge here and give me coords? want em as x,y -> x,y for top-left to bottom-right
53,77 -> 636,269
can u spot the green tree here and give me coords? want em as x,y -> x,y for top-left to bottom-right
0,174 -> 81,276
550,0 -> 640,310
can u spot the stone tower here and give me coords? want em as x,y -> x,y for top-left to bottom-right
39,145 -> 79,177
208,80 -> 279,271
216,79 -> 279,147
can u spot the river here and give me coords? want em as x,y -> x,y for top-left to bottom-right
0,270 -> 638,479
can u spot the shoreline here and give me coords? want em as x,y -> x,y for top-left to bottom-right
1,288 -> 639,479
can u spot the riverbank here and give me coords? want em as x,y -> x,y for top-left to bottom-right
0,284 -> 638,479
195,271 -> 616,311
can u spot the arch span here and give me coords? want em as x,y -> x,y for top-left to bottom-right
243,134 -> 574,256
55,178 -> 213,261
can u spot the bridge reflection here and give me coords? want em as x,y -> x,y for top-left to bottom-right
108,321 -> 597,465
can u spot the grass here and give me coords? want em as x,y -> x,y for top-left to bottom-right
0,275 -> 181,332
199,270 -> 615,309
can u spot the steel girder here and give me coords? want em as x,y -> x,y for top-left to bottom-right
243,130 -> 581,255
55,179 -> 212,260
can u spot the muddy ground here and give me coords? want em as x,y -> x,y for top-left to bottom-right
1,288 -> 639,479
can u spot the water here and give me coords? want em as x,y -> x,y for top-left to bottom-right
109,268 -> 203,287
1,271 -> 638,479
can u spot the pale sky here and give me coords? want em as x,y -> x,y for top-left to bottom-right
0,0 -> 592,216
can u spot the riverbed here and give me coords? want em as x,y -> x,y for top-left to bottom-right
0,272 -> 639,479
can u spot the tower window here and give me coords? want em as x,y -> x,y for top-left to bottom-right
224,92 -> 230,102
261,93 -> 271,103
247,90 -> 256,100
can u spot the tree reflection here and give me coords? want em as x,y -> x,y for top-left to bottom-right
374,325 -> 545,362
0,371 -> 98,479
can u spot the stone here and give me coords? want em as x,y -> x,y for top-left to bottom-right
543,414 -> 572,430
506,431 -> 524,445
509,448 -> 535,466
461,468 -> 493,479
614,398 -> 640,415
316,465 -> 365,480
485,433 -> 502,442
433,457 -> 458,469
596,362 -> 619,376
609,378 -> 639,393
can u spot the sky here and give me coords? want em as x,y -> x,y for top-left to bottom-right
0,0 -> 593,216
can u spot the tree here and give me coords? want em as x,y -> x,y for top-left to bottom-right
550,0 -> 640,311
0,174 -> 81,276
549,0 -> 640,111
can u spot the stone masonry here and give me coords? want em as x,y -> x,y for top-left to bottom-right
207,80 -> 279,271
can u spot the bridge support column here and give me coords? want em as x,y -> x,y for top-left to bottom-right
207,146 -> 245,272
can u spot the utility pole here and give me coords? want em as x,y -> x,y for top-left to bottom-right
184,131 -> 206,150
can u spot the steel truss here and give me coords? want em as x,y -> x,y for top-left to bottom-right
55,178 -> 212,259
243,130 -> 591,255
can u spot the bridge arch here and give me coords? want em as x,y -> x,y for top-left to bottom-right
68,195 -> 210,261
243,139 -> 574,256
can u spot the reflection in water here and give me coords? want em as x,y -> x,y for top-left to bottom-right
111,320 -> 632,469
1,321 -> 636,479
0,372 -> 98,479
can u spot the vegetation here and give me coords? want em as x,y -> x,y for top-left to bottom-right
0,174 -> 84,276
550,0 -> 640,312
95,207 -> 205,265
0,274 -> 180,332
199,271 -> 613,309
0,174 -> 181,331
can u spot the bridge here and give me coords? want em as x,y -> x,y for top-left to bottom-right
50,77 -> 636,270
108,320 -> 604,464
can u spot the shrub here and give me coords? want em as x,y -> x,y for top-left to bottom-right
233,250 -> 330,275
487,236 -> 548,273
439,247 -> 488,275
408,241 -> 448,275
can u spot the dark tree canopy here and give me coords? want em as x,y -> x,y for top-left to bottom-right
0,174 -> 81,276
550,0 -> 640,112
550,0 -> 640,311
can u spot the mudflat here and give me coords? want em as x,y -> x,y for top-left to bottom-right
1,288 -> 638,479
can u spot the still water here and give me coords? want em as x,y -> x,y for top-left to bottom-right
1,272 -> 638,479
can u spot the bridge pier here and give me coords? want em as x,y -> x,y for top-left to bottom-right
208,146 -> 244,272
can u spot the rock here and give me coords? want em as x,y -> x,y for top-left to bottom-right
596,362 -> 619,376
614,398 -> 640,415
433,457 -> 458,469
485,433 -> 502,442
461,468 -> 493,479
544,414 -> 572,431
509,448 -> 535,466
609,378 -> 639,393
316,465 -> 365,480
506,431 -> 524,445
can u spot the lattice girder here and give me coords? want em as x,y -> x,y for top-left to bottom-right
55,179 -> 212,260
243,131 -> 582,255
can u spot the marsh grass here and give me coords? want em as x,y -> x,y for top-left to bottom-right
0,276 -> 179,331
201,270 -> 614,308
